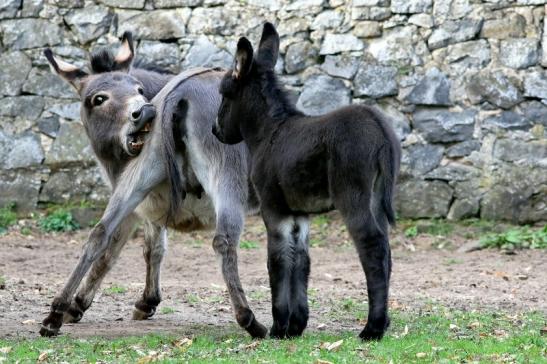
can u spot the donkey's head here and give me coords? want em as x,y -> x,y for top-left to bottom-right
213,22 -> 291,145
44,32 -> 155,159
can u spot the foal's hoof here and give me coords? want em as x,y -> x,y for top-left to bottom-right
39,323 -> 60,337
359,317 -> 390,341
269,325 -> 289,339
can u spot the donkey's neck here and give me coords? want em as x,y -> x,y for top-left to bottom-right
130,68 -> 173,99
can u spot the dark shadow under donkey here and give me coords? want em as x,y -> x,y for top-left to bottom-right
213,23 -> 402,340
39,32 -> 267,338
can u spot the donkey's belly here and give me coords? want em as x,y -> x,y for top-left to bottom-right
135,183 -> 216,232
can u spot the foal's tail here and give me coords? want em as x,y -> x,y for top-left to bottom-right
377,123 -> 401,227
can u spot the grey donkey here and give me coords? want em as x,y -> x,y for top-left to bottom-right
39,32 -> 267,338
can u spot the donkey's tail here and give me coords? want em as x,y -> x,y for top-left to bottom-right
161,97 -> 187,222
377,123 -> 401,227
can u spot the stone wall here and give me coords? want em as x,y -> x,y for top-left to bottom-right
0,0 -> 546,223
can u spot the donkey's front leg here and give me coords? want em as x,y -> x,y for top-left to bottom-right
63,215 -> 138,324
212,200 -> 267,338
133,221 -> 167,320
40,223 -> 112,336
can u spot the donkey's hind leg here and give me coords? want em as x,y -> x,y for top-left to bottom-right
63,215 -> 137,324
212,198 -> 268,338
335,186 -> 391,341
133,221 -> 167,320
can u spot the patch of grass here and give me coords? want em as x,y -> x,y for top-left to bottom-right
404,225 -> 418,238
480,225 -> 547,250
239,240 -> 259,249
1,311 -> 544,363
443,258 -> 463,265
186,293 -> 200,304
103,285 -> 127,295
0,203 -> 17,234
160,307 -> 176,315
0,276 -> 6,289
38,208 -> 79,232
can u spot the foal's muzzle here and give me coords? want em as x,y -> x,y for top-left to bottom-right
131,104 -> 156,131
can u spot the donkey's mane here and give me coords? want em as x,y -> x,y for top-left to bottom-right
260,70 -> 302,120
90,47 -> 172,75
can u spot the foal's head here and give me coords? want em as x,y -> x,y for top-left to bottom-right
213,22 -> 298,145
44,32 -> 155,159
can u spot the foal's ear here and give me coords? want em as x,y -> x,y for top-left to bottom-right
114,31 -> 135,72
44,49 -> 88,92
256,22 -> 279,71
233,37 -> 253,80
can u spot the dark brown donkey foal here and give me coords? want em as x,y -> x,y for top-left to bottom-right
212,23 -> 402,340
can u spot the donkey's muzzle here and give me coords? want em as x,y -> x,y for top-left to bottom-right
131,104 -> 156,131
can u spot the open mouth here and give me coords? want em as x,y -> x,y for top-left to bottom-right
127,121 -> 152,155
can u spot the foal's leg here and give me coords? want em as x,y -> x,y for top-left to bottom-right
133,221 -> 167,320
212,197 -> 268,338
263,213 -> 295,339
64,215 -> 138,323
337,189 -> 391,340
287,216 -> 310,337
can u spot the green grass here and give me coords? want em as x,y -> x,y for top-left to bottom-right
160,307 -> 176,315
480,225 -> 547,250
240,240 -> 259,249
0,203 -> 17,234
0,276 -> 5,289
0,310 -> 544,363
103,285 -> 127,295
38,208 -> 79,232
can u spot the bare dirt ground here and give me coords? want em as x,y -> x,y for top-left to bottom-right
0,214 -> 545,339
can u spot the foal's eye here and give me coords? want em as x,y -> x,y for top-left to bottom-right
92,95 -> 108,107
137,87 -> 144,95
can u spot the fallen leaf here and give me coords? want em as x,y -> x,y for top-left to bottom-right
37,351 -> 49,362
244,341 -> 260,350
401,325 -> 409,337
0,347 -> 11,354
174,337 -> 193,350
468,321 -> 480,329
494,271 -> 509,281
325,340 -> 343,352
416,352 -> 427,358
516,274 -> 528,280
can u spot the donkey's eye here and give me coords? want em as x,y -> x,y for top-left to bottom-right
137,87 -> 144,95
93,95 -> 108,107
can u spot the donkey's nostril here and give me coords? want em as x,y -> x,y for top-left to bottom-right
132,109 -> 142,120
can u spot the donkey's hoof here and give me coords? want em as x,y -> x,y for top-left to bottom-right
132,307 -> 156,320
39,324 -> 60,337
63,305 -> 84,324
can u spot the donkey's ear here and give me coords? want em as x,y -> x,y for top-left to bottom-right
233,37 -> 253,80
44,49 -> 88,91
255,22 -> 279,70
114,31 -> 135,72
